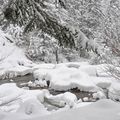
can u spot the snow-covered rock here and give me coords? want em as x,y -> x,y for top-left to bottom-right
33,63 -> 98,92
92,77 -> 112,89
45,92 -> 77,108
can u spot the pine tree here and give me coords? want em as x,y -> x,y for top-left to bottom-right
3,0 -> 75,47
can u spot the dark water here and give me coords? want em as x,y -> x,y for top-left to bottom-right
0,74 -> 34,86
49,88 -> 94,101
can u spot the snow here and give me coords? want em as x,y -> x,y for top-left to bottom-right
0,30 -> 35,79
33,99 -> 120,120
83,97 -> 89,102
32,62 -> 120,100
45,92 -> 77,108
108,81 -> 120,101
93,91 -> 106,99
33,62 -> 114,92
33,63 -> 99,92
0,83 -> 47,112
0,81 -> 119,120
32,62 -> 120,102
1,29 -> 120,120
0,83 -> 78,113
0,99 -> 120,120
0,60 -> 120,120
91,77 -> 112,89
17,99 -> 49,116
49,67 -> 97,91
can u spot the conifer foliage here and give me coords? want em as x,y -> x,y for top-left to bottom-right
3,0 -> 75,47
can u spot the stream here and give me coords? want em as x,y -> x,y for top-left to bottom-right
0,74 -> 95,101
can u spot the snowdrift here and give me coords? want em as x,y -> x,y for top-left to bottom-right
0,99 -> 120,120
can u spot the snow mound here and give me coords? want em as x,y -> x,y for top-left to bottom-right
92,77 -> 112,89
33,62 -> 115,92
50,67 -> 97,91
44,92 -> 77,108
33,64 -> 98,92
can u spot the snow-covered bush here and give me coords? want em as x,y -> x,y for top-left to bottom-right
25,30 -> 59,63
60,47 -> 80,62
92,0 -> 120,80
4,24 -> 30,47
90,45 -> 111,65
